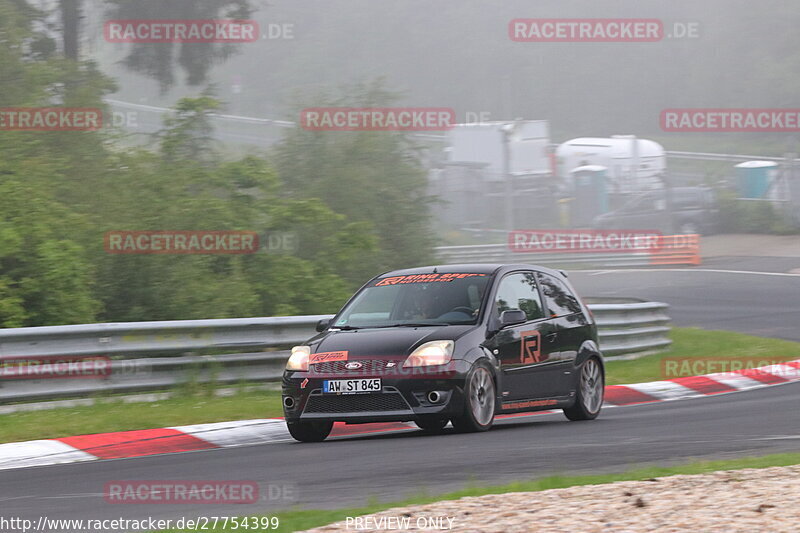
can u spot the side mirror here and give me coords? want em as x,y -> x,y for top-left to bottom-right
315,319 -> 331,332
500,309 -> 527,327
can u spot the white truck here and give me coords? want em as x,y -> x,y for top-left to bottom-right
446,120 -> 552,177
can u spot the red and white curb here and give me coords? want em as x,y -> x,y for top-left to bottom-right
1,359 -> 799,472
604,360 -> 800,405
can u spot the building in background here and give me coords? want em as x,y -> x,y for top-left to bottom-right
429,121 -> 556,237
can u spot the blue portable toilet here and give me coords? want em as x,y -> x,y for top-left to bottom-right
734,161 -> 777,198
569,165 -> 609,226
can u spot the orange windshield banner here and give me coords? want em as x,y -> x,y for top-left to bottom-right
374,273 -> 486,286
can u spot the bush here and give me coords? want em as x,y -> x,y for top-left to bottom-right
717,190 -> 797,234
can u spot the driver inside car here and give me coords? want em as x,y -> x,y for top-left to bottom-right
409,284 -> 480,322
410,287 -> 441,319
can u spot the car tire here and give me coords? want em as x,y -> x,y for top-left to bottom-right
564,357 -> 604,421
286,420 -> 334,442
415,416 -> 449,433
451,363 -> 496,433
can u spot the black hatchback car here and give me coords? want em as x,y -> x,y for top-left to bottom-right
282,264 -> 604,442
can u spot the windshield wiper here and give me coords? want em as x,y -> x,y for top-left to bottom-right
331,325 -> 361,330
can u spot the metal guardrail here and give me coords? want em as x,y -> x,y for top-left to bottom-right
435,235 -> 701,267
435,244 -> 653,267
0,303 -> 670,402
665,150 -> 799,164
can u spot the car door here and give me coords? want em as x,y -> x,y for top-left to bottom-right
536,272 -> 590,393
485,271 -> 560,401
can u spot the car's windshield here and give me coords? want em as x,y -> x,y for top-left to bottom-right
332,273 -> 491,328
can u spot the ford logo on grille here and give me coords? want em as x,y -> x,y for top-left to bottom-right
344,362 -> 363,370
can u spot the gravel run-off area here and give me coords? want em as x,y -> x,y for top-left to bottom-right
301,465 -> 800,533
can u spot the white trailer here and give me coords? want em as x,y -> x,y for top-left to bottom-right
555,135 -> 666,193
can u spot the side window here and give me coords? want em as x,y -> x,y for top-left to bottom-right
494,272 -> 544,321
538,273 -> 582,317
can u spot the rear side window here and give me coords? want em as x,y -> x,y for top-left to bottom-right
538,273 -> 582,317
494,272 -> 544,321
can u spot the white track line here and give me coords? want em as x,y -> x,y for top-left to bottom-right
583,268 -> 800,277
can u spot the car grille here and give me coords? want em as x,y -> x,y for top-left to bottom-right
304,392 -> 410,414
311,359 -> 394,374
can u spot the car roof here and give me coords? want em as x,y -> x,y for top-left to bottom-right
376,264 -> 567,279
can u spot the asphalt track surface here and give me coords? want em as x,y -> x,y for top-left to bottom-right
1,262 -> 799,527
569,264 -> 800,341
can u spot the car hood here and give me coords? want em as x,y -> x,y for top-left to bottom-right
309,325 -> 475,358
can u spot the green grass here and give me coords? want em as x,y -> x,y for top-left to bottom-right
1,327 -> 799,443
158,452 -> 800,532
0,389 -> 284,444
605,327 -> 800,385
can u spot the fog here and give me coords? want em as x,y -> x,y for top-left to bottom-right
94,0 -> 800,144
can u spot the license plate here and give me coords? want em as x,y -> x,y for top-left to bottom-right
323,378 -> 382,394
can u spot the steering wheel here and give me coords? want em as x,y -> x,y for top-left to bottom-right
446,306 -> 476,317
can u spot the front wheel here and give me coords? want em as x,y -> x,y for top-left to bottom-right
451,364 -> 496,432
286,420 -> 334,442
564,357 -> 604,421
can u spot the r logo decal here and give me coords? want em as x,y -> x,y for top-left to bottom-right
520,330 -> 542,364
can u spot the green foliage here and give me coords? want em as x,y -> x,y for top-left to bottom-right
159,92 -> 221,163
0,177 -> 98,326
717,190 -> 797,234
274,79 -> 437,281
0,5 -> 434,326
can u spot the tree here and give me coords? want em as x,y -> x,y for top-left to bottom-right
104,0 -> 254,92
273,79 -> 437,280
91,95 -> 372,321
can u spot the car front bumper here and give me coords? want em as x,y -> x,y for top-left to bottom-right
282,360 -> 472,423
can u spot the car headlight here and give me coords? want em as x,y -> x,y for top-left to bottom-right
403,340 -> 454,368
286,346 -> 311,371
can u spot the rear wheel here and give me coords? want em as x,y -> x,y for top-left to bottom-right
564,357 -> 604,421
286,420 -> 333,442
451,364 -> 496,432
415,416 -> 449,433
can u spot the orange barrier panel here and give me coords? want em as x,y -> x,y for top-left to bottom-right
650,234 -> 701,266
